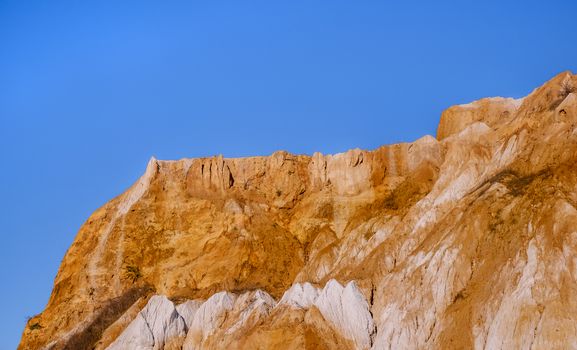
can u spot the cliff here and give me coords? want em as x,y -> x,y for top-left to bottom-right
20,71 -> 577,350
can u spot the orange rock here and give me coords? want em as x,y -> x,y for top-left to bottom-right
19,71 -> 577,350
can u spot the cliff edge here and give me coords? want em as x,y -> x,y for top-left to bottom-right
20,72 -> 577,350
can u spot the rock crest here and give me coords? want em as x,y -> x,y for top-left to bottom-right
19,71 -> 577,350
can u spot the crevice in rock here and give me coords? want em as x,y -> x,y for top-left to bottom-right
369,283 -> 375,307
227,166 -> 235,188
425,318 -> 436,343
368,282 -> 378,348
529,305 -> 545,350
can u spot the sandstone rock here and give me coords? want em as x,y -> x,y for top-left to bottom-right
107,279 -> 374,350
278,282 -> 320,308
313,280 -> 375,349
107,313 -> 154,350
19,71 -> 577,350
175,300 -> 202,329
107,295 -> 186,350
182,292 -> 236,349
436,97 -> 522,140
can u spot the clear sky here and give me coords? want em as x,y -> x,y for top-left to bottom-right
1,0 -> 576,348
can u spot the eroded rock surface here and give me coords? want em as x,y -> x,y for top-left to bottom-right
101,279 -> 374,350
19,71 -> 577,350
107,295 -> 186,350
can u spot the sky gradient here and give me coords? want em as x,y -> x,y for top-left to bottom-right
1,0 -> 577,348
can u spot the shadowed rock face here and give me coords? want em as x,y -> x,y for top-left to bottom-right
19,71 -> 577,350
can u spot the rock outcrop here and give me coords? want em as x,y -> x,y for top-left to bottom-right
107,295 -> 186,350
19,71 -> 577,350
102,279 -> 374,350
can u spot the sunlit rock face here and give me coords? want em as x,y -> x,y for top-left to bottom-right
107,295 -> 187,350
19,71 -> 577,350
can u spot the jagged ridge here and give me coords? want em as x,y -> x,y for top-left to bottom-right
20,71 -> 577,350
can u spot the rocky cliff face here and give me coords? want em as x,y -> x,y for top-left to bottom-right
19,71 -> 577,350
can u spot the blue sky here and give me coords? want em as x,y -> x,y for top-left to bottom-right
1,0 -> 576,348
